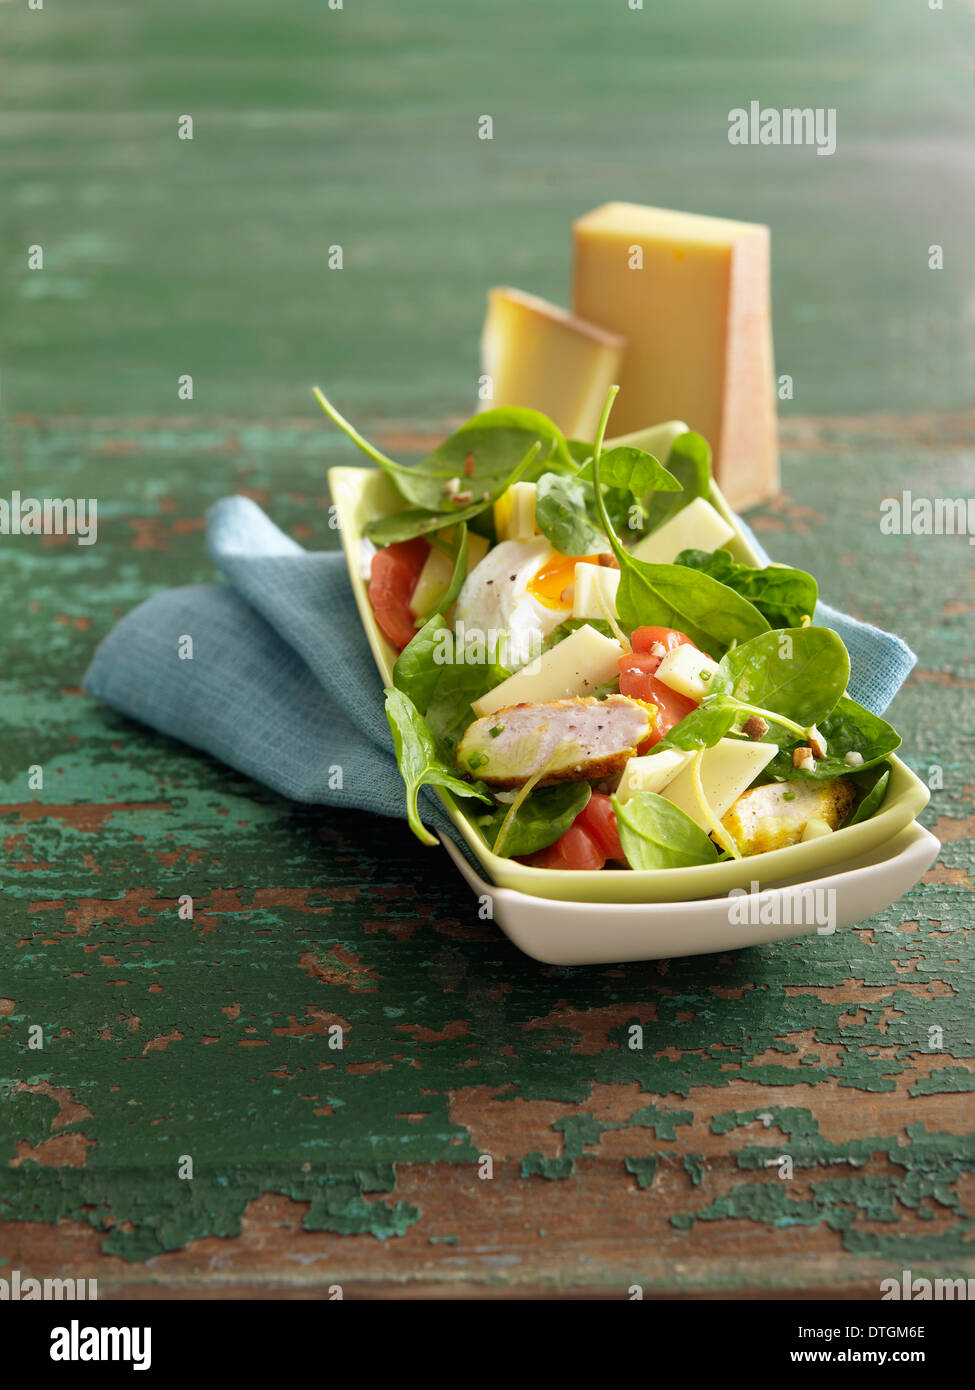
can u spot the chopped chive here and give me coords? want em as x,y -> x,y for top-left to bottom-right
488,724 -> 504,738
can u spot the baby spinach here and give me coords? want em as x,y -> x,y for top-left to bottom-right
364,441 -> 541,544
641,430 -> 711,533
612,791 -> 720,870
577,444 -> 681,499
393,615 -> 509,755
534,473 -> 606,557
589,396 -> 768,657
676,549 -> 818,631
763,697 -> 900,783
477,782 -> 592,858
317,389 -> 568,516
657,696 -> 739,751
384,687 -> 491,846
841,762 -> 892,827
713,626 -> 849,729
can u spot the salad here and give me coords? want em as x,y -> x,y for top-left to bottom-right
317,386 -> 902,874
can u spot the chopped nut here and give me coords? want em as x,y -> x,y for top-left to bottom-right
743,715 -> 769,741
442,476 -> 461,497
649,641 -> 667,658
844,749 -> 864,767
452,490 -> 474,505
808,725 -> 828,759
464,451 -> 475,477
597,553 -> 620,570
793,746 -> 815,772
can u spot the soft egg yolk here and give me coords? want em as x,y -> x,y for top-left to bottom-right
528,553 -> 601,610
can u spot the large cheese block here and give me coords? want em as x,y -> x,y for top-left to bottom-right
479,287 -> 625,441
572,203 -> 779,509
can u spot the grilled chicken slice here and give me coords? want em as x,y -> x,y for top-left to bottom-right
721,777 -> 856,855
457,695 -> 652,789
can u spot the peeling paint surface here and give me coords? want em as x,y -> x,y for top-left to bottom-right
1,417 -> 972,1295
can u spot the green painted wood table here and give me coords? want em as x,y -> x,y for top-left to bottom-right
1,0 -> 974,1299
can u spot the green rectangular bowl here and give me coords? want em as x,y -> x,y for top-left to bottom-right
329,463 -> 929,905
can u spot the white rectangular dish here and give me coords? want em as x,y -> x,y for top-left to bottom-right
440,822 -> 940,965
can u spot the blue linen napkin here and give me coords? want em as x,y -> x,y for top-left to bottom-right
83,495 -> 916,838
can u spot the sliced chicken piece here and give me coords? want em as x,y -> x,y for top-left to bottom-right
457,694 -> 652,789
722,777 -> 856,856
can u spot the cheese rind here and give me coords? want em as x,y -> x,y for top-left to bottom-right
479,287 -> 625,441
493,481 -> 537,542
572,202 -> 779,509
572,562 -> 620,620
630,496 -> 735,566
661,738 -> 777,830
409,531 -> 489,618
616,749 -> 693,803
471,624 -> 623,719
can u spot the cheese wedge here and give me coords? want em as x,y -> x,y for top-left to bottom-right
661,738 -> 777,830
630,496 -> 735,566
479,287 -> 625,441
471,623 -> 623,719
493,481 -> 537,542
572,562 -> 620,620
572,203 -> 779,509
409,530 -> 489,618
616,749 -> 693,803
654,643 -> 721,702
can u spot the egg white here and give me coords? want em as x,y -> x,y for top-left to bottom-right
455,536 -> 568,671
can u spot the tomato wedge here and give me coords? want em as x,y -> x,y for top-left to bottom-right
619,627 -> 699,745
575,793 -> 625,863
369,538 -> 430,650
528,823 -> 606,871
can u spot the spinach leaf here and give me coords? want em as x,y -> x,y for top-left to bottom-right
393,614 -> 450,711
413,523 -> 468,626
676,549 -> 818,631
713,626 -> 849,728
612,791 -> 720,870
577,445 -> 681,499
394,616 -> 509,754
657,696 -> 739,751
534,473 -> 606,556
317,389 -> 568,515
426,659 -> 509,754
590,407 -> 768,657
764,696 -> 900,783
842,762 -> 892,827
364,440 -> 541,544
641,430 -> 711,533
477,783 -> 592,858
384,687 -> 491,845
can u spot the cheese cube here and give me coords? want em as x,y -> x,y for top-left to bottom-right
493,481 -> 537,542
471,624 -> 623,719
629,496 -> 735,566
615,749 -> 693,803
572,203 -> 779,509
572,562 -> 620,621
409,530 -> 489,618
654,643 -> 721,702
606,419 -> 689,464
661,738 -> 777,830
479,287 -> 625,441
